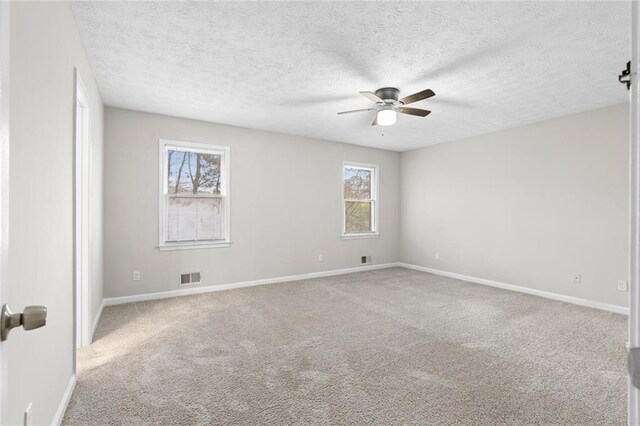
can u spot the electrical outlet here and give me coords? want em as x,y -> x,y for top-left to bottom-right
572,273 -> 582,284
24,403 -> 32,426
318,254 -> 323,262
132,270 -> 140,281
435,252 -> 440,260
618,280 -> 628,292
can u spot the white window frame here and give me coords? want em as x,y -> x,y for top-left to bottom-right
158,139 -> 231,251
342,161 -> 379,239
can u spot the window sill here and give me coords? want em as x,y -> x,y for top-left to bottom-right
158,241 -> 232,251
341,233 -> 380,240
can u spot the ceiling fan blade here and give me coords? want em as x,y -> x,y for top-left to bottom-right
337,108 -> 376,115
399,89 -> 435,105
372,115 -> 378,126
397,107 -> 431,117
360,91 -> 383,103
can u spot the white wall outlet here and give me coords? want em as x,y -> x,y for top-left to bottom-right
434,252 -> 440,260
24,403 -> 32,426
132,270 -> 141,281
318,254 -> 323,262
618,280 -> 628,292
572,273 -> 582,284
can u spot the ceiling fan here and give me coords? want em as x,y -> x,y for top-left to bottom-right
337,87 -> 435,126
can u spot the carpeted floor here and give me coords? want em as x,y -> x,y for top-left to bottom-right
63,267 -> 627,425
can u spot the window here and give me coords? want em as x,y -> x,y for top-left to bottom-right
158,140 -> 230,250
342,162 -> 378,238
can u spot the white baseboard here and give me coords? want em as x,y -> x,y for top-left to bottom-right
103,263 -> 400,307
90,299 -> 105,343
101,261 -> 626,314
398,262 -> 628,315
52,375 -> 76,426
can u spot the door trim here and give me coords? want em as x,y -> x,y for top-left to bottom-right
73,69 -> 91,349
629,2 -> 640,424
0,1 -> 10,423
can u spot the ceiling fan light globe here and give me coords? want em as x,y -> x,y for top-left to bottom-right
377,109 -> 397,126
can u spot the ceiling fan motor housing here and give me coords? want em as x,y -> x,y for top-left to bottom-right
375,87 -> 400,102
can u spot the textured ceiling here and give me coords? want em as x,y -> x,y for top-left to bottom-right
71,1 -> 630,152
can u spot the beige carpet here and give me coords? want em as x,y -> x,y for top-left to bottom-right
63,267 -> 627,425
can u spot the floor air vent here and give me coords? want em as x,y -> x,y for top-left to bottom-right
180,272 -> 201,286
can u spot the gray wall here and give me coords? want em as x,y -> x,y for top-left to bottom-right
7,1 -> 103,424
399,103 -> 629,309
103,108 -> 399,298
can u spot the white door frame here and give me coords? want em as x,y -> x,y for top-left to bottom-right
630,3 -> 640,424
0,1 -> 9,423
74,69 -> 91,349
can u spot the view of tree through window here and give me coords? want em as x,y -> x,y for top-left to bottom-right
343,165 -> 376,234
164,147 -> 226,243
167,150 -> 221,194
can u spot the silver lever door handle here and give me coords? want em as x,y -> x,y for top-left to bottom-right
1,304 -> 47,341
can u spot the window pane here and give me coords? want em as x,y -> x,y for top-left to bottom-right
345,201 -> 372,233
177,212 -> 198,241
196,198 -> 224,240
167,207 -> 178,241
167,196 -> 224,241
344,167 -> 371,200
167,197 -> 196,241
212,199 -> 224,240
168,150 -> 222,195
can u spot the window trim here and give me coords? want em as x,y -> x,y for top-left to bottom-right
341,161 -> 379,239
158,139 -> 231,251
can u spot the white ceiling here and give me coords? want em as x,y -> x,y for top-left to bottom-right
71,1 -> 630,152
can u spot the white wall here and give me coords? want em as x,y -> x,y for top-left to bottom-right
103,108 -> 399,298
6,2 -> 103,424
400,103 -> 629,309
